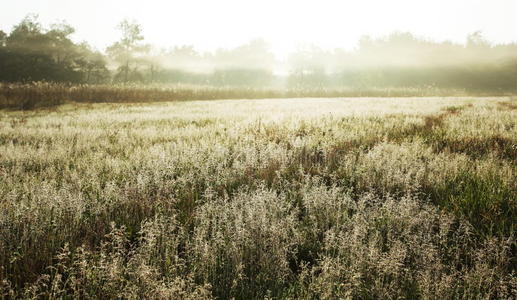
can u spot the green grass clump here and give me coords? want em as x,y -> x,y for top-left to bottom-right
429,172 -> 516,236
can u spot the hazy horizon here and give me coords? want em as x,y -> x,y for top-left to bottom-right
2,0 -> 517,57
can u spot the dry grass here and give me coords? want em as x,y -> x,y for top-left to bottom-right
0,82 -> 479,110
0,97 -> 515,299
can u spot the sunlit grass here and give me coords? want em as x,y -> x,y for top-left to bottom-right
0,97 -> 515,299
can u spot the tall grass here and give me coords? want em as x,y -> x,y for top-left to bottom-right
0,97 -> 515,299
0,82 -> 481,110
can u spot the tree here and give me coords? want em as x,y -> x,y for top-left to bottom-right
0,30 -> 6,47
6,14 -> 46,53
107,19 -> 147,82
75,43 -> 110,83
467,31 -> 489,49
47,21 -> 77,65
0,15 -> 109,83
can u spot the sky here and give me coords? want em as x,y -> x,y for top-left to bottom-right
1,0 -> 517,57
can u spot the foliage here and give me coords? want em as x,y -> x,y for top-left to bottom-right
2,16 -> 517,91
107,19 -> 148,83
0,15 -> 109,84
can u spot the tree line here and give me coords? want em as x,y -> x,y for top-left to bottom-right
1,15 -> 517,91
0,15 -> 109,83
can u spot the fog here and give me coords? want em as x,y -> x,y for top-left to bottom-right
1,11 -> 517,91
3,1 -> 517,55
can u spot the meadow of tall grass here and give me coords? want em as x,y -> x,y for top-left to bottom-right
0,97 -> 515,299
0,82 -> 481,110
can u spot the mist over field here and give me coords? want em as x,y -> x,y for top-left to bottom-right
1,11 -> 517,92
1,1 -> 516,299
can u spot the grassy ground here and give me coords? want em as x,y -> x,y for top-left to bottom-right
0,82 -> 481,110
0,97 -> 515,299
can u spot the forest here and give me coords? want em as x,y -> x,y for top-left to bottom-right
1,15 -> 517,92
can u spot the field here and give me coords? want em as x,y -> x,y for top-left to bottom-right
0,82 -> 483,110
0,97 -> 516,299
